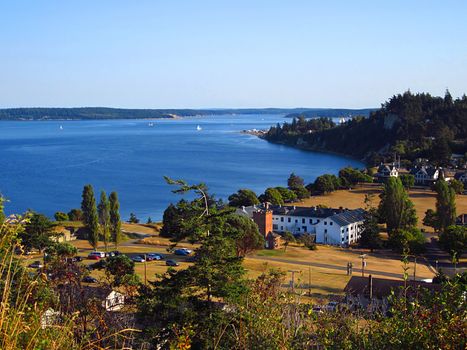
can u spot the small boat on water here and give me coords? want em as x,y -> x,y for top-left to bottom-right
59,125 -> 63,130
196,125 -> 202,131
148,122 -> 154,127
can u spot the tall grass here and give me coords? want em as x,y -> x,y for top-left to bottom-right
0,216 -> 78,349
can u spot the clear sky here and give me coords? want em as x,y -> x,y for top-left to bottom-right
1,0 -> 466,108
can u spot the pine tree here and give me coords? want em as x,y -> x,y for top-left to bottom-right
98,190 -> 111,251
434,179 -> 456,232
81,184 -> 99,250
109,191 -> 122,249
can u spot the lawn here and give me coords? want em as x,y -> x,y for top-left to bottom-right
60,237 -> 435,299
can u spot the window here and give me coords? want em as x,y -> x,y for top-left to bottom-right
280,226 -> 284,230
295,219 -> 298,223
288,218 -> 291,223
342,237 -> 344,241
280,217 -> 284,222
324,221 -> 327,225
297,228 -> 300,232
273,224 -> 278,230
324,229 -> 327,233
302,218 -> 305,224
346,228 -> 349,232
309,219 -> 312,224
330,222 -> 333,226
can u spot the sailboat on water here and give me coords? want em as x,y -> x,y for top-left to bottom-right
196,125 -> 202,131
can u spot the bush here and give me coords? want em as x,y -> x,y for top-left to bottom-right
54,211 -> 69,221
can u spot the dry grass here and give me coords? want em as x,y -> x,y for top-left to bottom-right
292,185 -> 467,230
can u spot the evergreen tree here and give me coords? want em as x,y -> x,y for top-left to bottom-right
160,203 -> 180,238
378,177 -> 417,234
228,189 -> 260,207
81,184 -> 99,250
434,179 -> 457,232
0,195 -> 5,224
109,191 -> 122,249
20,212 -> 58,253
359,208 -> 382,251
98,190 -> 111,251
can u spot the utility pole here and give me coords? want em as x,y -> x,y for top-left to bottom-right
359,254 -> 367,277
308,267 -> 312,297
144,253 -> 147,286
413,257 -> 417,281
288,270 -> 300,294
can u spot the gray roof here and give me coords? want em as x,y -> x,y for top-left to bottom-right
329,208 -> 366,226
236,204 -> 366,224
410,166 -> 438,177
272,206 -> 339,218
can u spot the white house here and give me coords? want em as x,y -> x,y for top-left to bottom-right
102,290 -> 125,312
410,166 -> 440,185
237,205 -> 366,246
375,163 -> 399,181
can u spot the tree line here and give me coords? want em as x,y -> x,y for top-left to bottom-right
263,90 -> 467,166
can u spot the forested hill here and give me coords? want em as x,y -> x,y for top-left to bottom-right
0,107 -> 314,120
285,108 -> 375,119
264,91 -> 467,165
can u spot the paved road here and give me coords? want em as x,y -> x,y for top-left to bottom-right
249,256 -> 414,280
424,237 -> 466,276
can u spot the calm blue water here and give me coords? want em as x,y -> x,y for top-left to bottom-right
0,115 -> 362,221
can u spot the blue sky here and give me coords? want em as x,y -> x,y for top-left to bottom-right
1,0 -> 466,108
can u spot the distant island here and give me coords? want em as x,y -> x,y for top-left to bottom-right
262,91 -> 467,165
0,107 -> 375,121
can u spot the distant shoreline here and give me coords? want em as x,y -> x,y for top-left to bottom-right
242,129 -> 367,166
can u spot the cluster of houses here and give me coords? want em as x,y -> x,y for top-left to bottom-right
236,203 -> 366,249
375,161 -> 467,188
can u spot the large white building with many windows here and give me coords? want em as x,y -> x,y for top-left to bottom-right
237,205 -> 366,246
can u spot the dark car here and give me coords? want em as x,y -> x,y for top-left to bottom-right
82,276 -> 98,283
28,261 -> 43,269
166,259 -> 179,267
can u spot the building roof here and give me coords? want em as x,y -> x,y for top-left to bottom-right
344,276 -> 441,298
271,205 -> 339,218
237,204 -> 366,226
329,208 -> 366,226
410,166 -> 438,177
454,171 -> 467,180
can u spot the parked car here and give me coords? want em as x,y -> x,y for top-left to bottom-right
111,250 -> 121,256
88,251 -> 105,260
174,248 -> 192,256
146,253 -> 164,261
105,251 -> 116,257
325,301 -> 339,312
66,256 -> 83,263
82,276 -> 98,283
131,255 -> 146,263
312,306 -> 323,314
28,260 -> 43,269
166,259 -> 179,267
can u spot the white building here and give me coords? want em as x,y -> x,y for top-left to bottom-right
237,205 -> 366,246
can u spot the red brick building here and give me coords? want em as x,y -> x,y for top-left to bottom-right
252,207 -> 281,249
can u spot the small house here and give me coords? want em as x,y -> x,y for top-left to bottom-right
103,290 -> 125,311
375,163 -> 399,181
410,166 -> 440,186
344,275 -> 441,314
